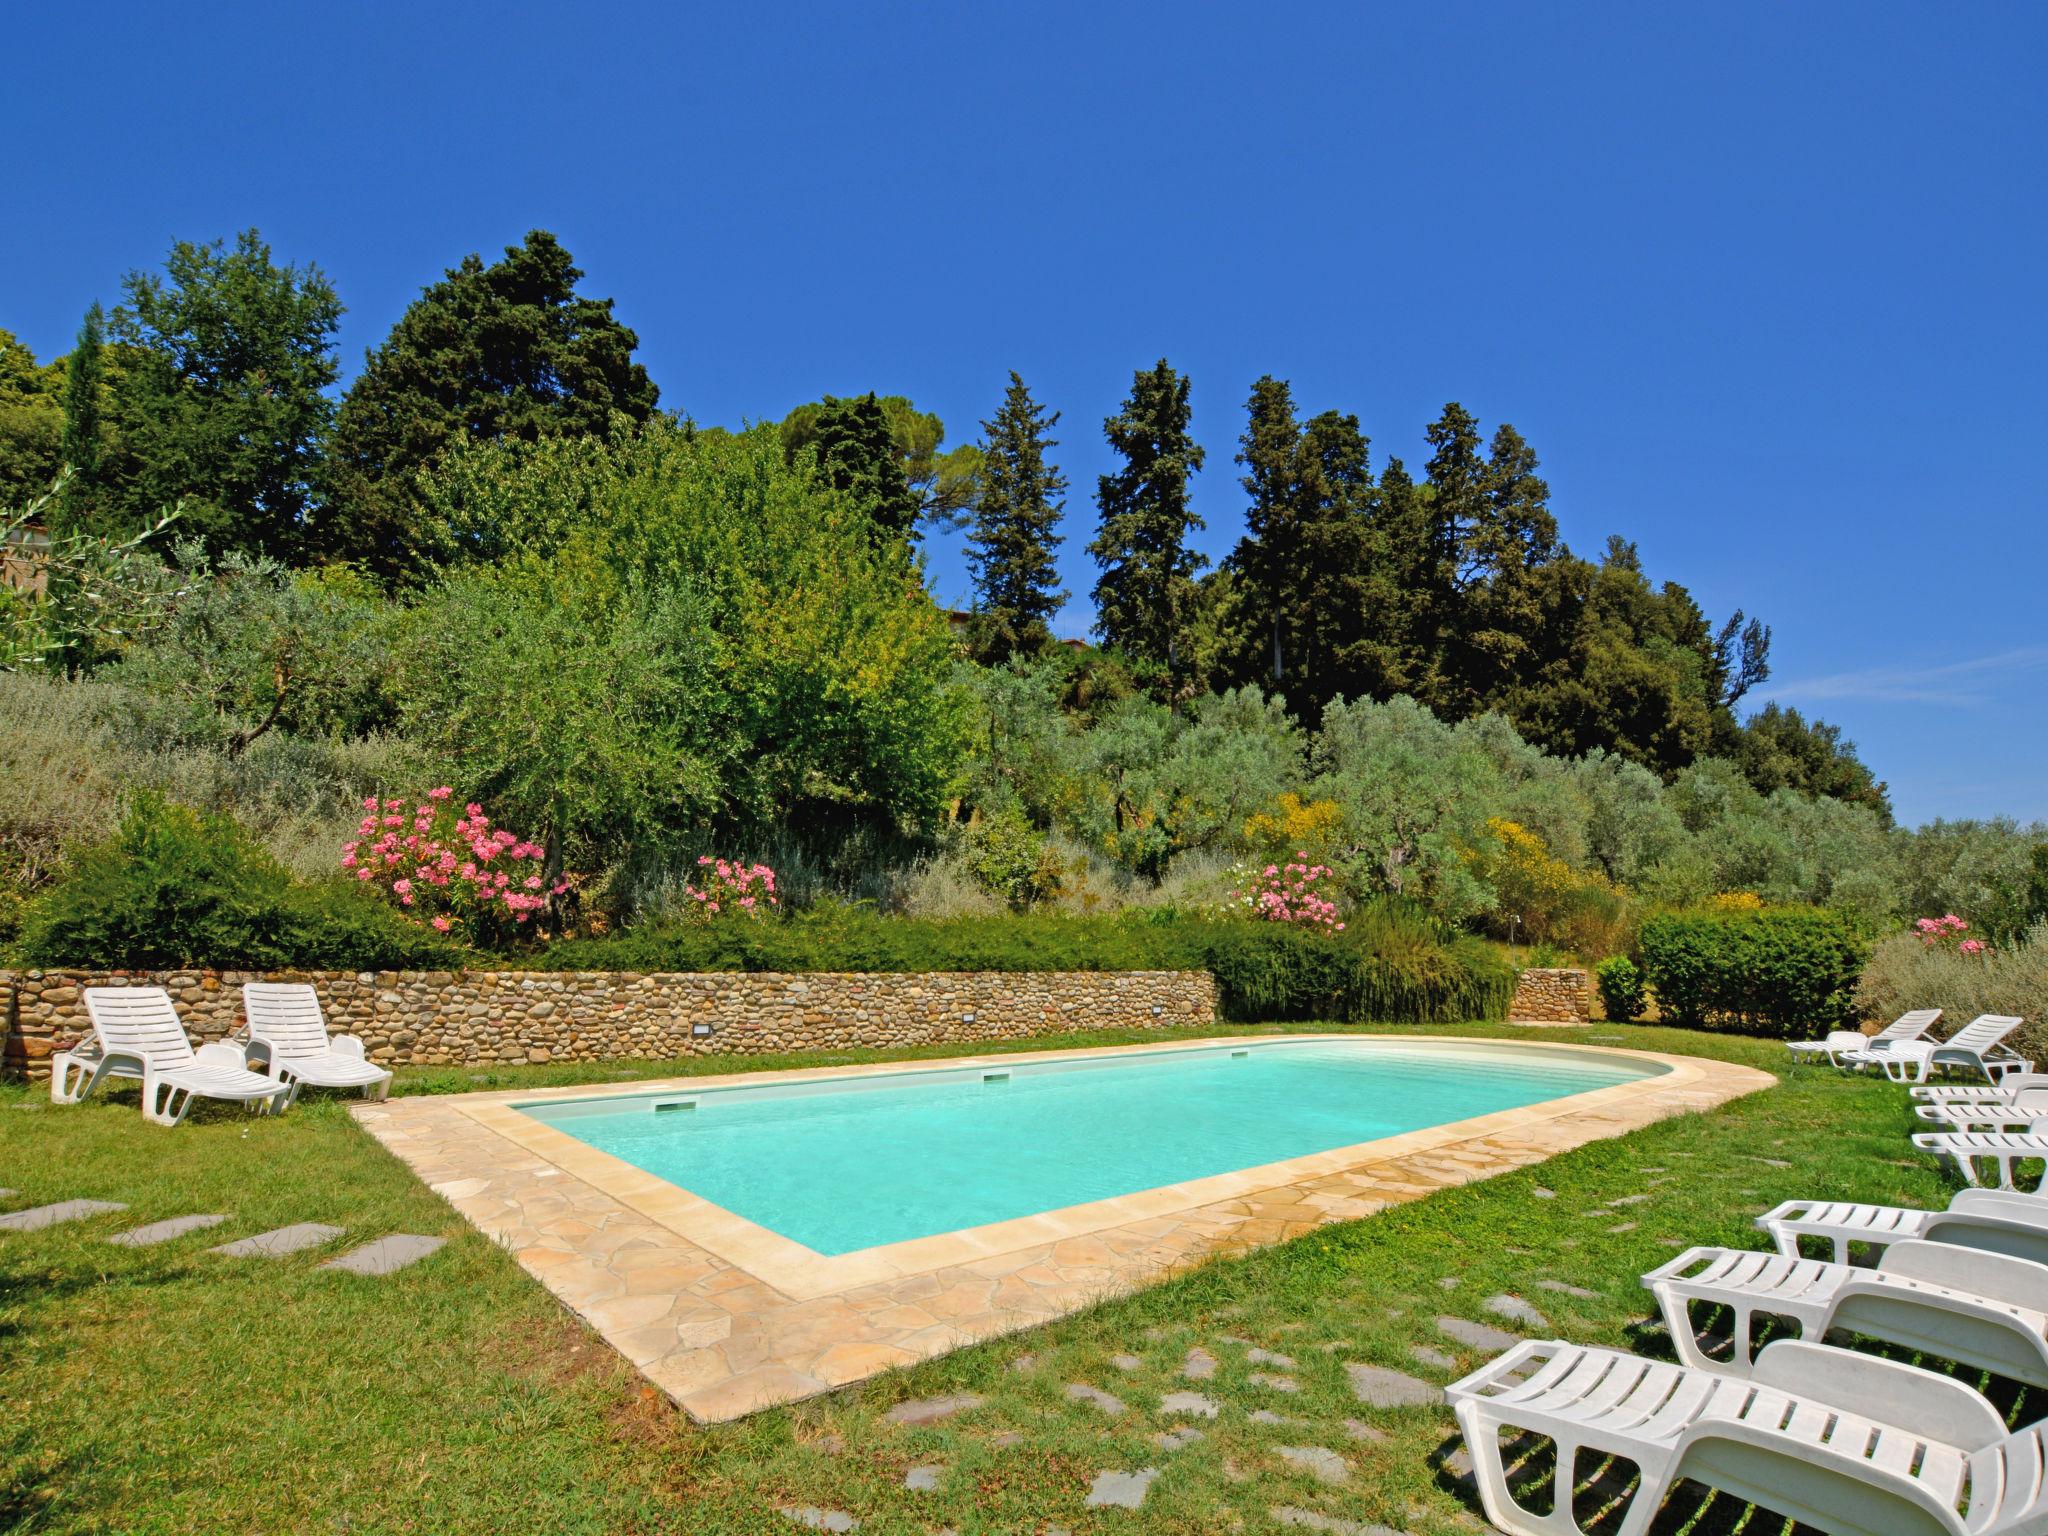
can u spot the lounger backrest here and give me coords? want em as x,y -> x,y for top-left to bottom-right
1873,1008 -> 1943,1043
1943,1015 -> 2025,1052
1971,1423 -> 2048,1534
82,986 -> 195,1068
242,982 -> 331,1060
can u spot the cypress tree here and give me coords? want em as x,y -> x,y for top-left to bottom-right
57,302 -> 105,532
1087,359 -> 1206,677
967,371 -> 1067,659
803,393 -> 921,545
1231,376 -> 1302,685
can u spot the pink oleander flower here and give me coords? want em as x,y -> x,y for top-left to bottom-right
431,915 -> 452,932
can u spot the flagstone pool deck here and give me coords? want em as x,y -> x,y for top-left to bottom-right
353,1033 -> 1771,1422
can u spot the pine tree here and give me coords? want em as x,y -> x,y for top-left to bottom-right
57,303 -> 106,533
967,372 -> 1067,658
1088,359 -> 1206,677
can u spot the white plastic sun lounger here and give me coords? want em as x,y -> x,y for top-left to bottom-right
1871,1015 -> 2032,1085
1915,1072 -> 2048,1107
1916,1131 -> 2048,1190
1449,1337 -> 2048,1536
1757,1189 -> 2048,1266
1917,1088 -> 2048,1132
52,987 -> 295,1126
1642,1239 -> 2048,1387
1790,1008 -> 1940,1068
240,983 -> 392,1101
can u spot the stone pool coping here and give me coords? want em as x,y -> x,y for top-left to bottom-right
354,1033 -> 1772,1423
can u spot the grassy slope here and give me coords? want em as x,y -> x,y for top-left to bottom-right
0,1023 -> 1956,1535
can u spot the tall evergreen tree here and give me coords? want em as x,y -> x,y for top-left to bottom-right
57,304 -> 105,528
782,394 -> 981,532
788,393 -> 921,544
325,230 -> 657,575
1230,376 -> 1302,685
1088,359 -> 1206,678
967,372 -> 1067,658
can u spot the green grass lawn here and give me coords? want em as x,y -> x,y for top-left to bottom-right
0,1023 -> 1964,1535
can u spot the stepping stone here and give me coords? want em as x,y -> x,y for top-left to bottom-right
1084,1468 -> 1157,1510
1153,1426 -> 1205,1451
1181,1346 -> 1218,1380
1537,1280 -> 1600,1300
322,1234 -> 445,1275
1008,1353 -> 1037,1373
1277,1445 -> 1351,1485
1248,1409 -> 1291,1425
1751,1157 -> 1794,1169
1347,1363 -> 1440,1408
210,1223 -> 344,1258
1485,1295 -> 1550,1329
0,1199 -> 126,1232
1437,1317 -> 1521,1352
1109,1352 -> 1143,1373
988,1430 -> 1024,1448
1607,1193 -> 1653,1208
1342,1418 -> 1388,1444
1065,1382 -> 1126,1416
1641,1166 -> 1667,1173
885,1392 -> 984,1426
1436,1276 -> 1461,1290
1608,1222 -> 1639,1235
0,1188 -> 13,1198
1531,1187 -> 1556,1200
109,1214 -> 228,1247
814,1432 -> 846,1455
1272,1507 -> 1408,1536
1249,1373 -> 1300,1393
779,1507 -> 857,1532
1409,1344 -> 1458,1370
903,1465 -> 941,1492
1246,1346 -> 1297,1368
1159,1391 -> 1218,1418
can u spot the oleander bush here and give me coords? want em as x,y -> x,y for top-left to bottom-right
11,795 -> 466,971
1638,905 -> 1871,1036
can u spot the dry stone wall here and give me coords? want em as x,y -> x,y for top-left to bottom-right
1509,967 -> 1590,1024
2,968 -> 1219,1079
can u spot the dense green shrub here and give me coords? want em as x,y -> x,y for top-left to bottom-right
1593,955 -> 1646,1022
536,898 -> 1514,1024
12,795 -> 465,971
1638,906 -> 1870,1036
1199,901 -> 1515,1024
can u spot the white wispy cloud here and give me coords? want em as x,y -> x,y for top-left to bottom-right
1757,646 -> 2048,707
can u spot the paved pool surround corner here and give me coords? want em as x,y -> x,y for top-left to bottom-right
354,1033 -> 1772,1424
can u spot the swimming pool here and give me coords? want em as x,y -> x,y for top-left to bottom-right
517,1039 -> 1661,1256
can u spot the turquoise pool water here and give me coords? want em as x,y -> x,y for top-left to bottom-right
518,1039 -> 1658,1256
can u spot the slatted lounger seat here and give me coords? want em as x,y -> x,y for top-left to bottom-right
1916,1131 -> 2048,1190
52,987 -> 295,1126
241,983 -> 392,1101
1916,1073 -> 2048,1107
1448,1337 -> 2048,1536
1756,1189 -> 2048,1266
1642,1239 -> 2048,1388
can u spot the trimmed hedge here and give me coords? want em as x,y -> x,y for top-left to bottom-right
1593,955 -> 1646,1022
1638,906 -> 1870,1036
12,796 -> 467,972
538,899 -> 1516,1025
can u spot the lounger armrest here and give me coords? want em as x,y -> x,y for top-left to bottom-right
193,1041 -> 254,1072
329,1034 -> 367,1059
1749,1340 -> 2006,1449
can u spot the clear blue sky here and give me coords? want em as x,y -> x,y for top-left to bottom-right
10,2 -> 2044,826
